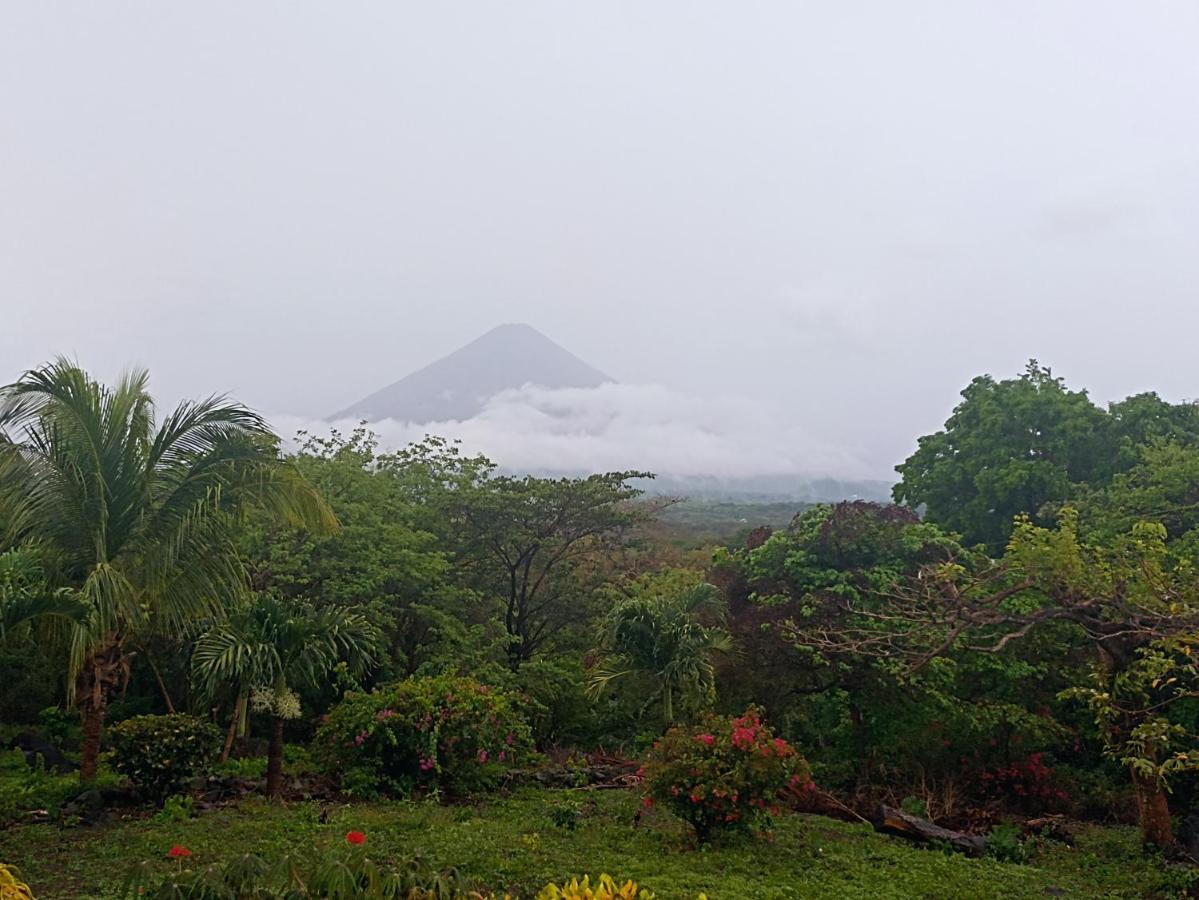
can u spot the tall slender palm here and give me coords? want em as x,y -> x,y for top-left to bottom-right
192,594 -> 379,797
0,360 -> 334,780
587,576 -> 734,726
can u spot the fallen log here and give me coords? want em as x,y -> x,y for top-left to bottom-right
1023,814 -> 1075,846
872,804 -> 989,857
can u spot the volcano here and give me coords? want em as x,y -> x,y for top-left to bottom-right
330,323 -> 612,422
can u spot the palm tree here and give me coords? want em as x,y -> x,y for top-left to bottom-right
587,573 -> 734,726
192,594 -> 379,797
0,546 -> 87,640
0,360 -> 334,781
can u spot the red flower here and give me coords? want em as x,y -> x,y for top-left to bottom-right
345,831 -> 366,845
696,733 -> 715,746
167,845 -> 192,858
641,795 -> 654,808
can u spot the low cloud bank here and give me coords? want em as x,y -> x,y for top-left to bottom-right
273,382 -> 876,482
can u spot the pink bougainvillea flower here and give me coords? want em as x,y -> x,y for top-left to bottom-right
696,733 -> 715,746
346,831 -> 367,845
167,845 -> 192,858
477,749 -> 489,764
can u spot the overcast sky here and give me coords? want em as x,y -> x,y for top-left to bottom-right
3,3 -> 1197,480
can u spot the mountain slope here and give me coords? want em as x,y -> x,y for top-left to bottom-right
331,323 -> 612,422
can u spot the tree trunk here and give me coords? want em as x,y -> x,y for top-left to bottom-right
221,694 -> 244,763
76,640 -> 128,783
265,715 -> 285,799
1132,769 -> 1175,851
142,647 -> 175,713
873,804 -> 989,857
79,699 -> 106,783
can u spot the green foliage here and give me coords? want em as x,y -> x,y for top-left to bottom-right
108,714 -> 219,802
641,708 -> 810,842
317,675 -> 533,798
1075,439 -> 1199,543
0,359 -> 333,780
34,706 -> 81,750
1061,638 -> 1199,791
152,794 -> 196,823
194,595 -> 380,705
123,848 -> 479,899
393,437 -> 651,670
894,362 -> 1111,551
985,822 -> 1030,864
0,749 -> 94,826
0,546 -> 85,641
0,788 -> 1183,900
894,363 -> 1199,553
546,801 -> 583,831
588,569 -> 733,726
241,428 -> 474,686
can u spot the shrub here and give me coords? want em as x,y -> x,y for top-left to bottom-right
317,675 -> 533,797
546,800 -> 583,831
976,752 -> 1068,813
108,714 -> 219,803
36,706 -> 82,750
641,707 -> 810,842
151,794 -> 195,824
985,821 -> 1031,864
536,875 -> 655,900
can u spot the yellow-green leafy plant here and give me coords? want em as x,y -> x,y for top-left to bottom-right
0,863 -> 35,900
536,874 -> 654,900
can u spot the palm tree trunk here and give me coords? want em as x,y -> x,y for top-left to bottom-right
1132,769 -> 1175,850
221,694 -> 244,763
663,685 -> 674,726
76,640 -> 127,782
79,698 -> 105,783
266,715 -> 285,798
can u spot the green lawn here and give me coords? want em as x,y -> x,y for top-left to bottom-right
0,788 -> 1189,899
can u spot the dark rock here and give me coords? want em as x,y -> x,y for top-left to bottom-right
8,731 -> 76,774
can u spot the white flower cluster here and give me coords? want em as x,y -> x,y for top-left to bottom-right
249,685 -> 303,720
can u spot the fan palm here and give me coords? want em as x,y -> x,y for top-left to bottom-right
587,574 -> 734,726
0,359 -> 335,780
193,594 -> 380,797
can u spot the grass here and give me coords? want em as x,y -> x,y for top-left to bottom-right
0,786 -> 1192,899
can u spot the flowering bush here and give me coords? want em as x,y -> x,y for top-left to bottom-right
108,714 -> 219,803
977,752 -> 1068,812
317,675 -> 533,797
641,708 -> 810,841
536,874 -> 655,899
